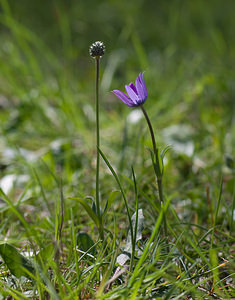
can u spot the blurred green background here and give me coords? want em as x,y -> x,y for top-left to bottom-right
0,0 -> 234,213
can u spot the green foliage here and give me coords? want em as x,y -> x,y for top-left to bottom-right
77,232 -> 96,257
0,243 -> 34,278
0,0 -> 234,298
69,196 -> 99,227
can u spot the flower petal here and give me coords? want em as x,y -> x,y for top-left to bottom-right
141,72 -> 147,99
129,82 -> 138,94
112,90 -> 135,107
125,84 -> 139,104
112,72 -> 148,108
135,73 -> 145,101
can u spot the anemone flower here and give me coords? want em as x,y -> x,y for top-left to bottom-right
112,72 -> 147,107
112,71 -> 168,240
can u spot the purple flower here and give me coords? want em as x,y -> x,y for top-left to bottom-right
112,72 -> 147,107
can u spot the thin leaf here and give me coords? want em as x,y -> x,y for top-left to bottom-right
111,209 -> 144,285
157,148 -> 163,176
102,190 -> 120,217
98,148 -> 134,252
160,145 -> 171,159
69,197 -> 99,227
116,209 -> 144,266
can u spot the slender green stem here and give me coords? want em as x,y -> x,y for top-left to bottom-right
95,57 -> 104,240
140,106 -> 157,156
140,105 -> 168,239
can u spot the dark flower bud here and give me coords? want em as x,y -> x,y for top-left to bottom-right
89,41 -> 105,58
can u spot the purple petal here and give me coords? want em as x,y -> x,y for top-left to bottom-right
141,72 -> 147,98
125,84 -> 139,104
135,73 -> 145,100
129,82 -> 138,94
112,90 -> 134,107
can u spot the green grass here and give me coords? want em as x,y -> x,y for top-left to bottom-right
0,0 -> 234,299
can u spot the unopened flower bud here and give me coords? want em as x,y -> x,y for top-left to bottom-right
89,41 -> 105,58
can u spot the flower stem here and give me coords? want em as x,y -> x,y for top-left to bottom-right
140,106 -> 157,156
95,57 -> 104,240
140,105 -> 168,239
